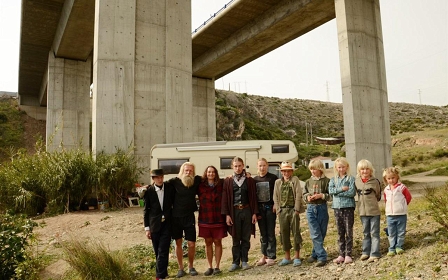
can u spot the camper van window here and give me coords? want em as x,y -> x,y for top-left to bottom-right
220,158 -> 234,170
269,164 -> 282,179
271,144 -> 289,153
158,159 -> 189,174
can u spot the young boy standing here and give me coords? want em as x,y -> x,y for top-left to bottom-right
273,161 -> 305,267
303,159 -> 331,267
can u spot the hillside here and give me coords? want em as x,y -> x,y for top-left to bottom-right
215,90 -> 448,141
1,92 -> 447,173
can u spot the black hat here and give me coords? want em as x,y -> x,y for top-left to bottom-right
150,169 -> 164,177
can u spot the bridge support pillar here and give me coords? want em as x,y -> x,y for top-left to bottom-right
335,0 -> 391,178
192,77 -> 216,142
46,51 -> 91,152
92,0 -> 193,179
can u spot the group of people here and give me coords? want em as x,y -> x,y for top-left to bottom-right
141,156 -> 412,280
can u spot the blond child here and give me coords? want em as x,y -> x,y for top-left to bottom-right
273,161 -> 305,267
303,159 -> 331,267
383,167 -> 412,256
355,159 -> 381,262
328,157 -> 356,264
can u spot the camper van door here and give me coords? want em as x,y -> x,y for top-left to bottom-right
245,151 -> 259,175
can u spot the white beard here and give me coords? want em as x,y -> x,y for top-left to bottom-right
181,175 -> 194,187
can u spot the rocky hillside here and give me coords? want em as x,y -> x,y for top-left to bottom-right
1,92 -> 448,167
215,90 -> 448,142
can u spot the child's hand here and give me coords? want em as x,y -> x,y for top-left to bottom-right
342,186 -> 349,191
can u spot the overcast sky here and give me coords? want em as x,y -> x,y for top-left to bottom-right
1,0 -> 447,106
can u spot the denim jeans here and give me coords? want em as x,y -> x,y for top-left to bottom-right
258,204 -> 277,259
306,203 -> 329,261
387,215 -> 407,252
360,215 -> 381,257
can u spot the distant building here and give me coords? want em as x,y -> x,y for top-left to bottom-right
311,156 -> 334,169
314,136 -> 344,145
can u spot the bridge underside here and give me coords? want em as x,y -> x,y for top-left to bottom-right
18,0 -> 391,180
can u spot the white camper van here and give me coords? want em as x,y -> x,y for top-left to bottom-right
150,140 -> 298,180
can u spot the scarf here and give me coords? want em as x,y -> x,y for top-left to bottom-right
233,170 -> 246,187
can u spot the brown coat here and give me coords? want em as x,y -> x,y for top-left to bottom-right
221,176 -> 259,237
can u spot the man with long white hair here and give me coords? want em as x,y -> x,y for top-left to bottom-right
169,162 -> 201,278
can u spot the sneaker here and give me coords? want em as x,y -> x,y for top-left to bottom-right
360,255 -> 369,261
204,268 -> 213,276
344,256 -> 353,264
396,248 -> 404,255
293,258 -> 302,267
229,264 -> 240,272
307,256 -> 317,263
333,256 -> 345,264
176,270 -> 186,278
256,257 -> 266,266
367,256 -> 380,263
265,258 -> 276,266
189,268 -> 198,276
387,251 -> 396,256
242,262 -> 250,270
212,268 -> 221,275
316,260 -> 326,267
278,258 -> 293,266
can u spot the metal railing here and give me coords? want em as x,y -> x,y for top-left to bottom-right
192,0 -> 235,34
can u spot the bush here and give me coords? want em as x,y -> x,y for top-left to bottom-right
430,167 -> 448,176
62,239 -> 135,280
0,212 -> 38,279
0,146 -> 145,216
424,183 -> 448,230
294,166 -> 311,181
433,149 -> 448,158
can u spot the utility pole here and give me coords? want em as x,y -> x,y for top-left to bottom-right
305,121 -> 308,146
418,89 -> 422,105
310,123 -> 313,145
326,81 -> 330,102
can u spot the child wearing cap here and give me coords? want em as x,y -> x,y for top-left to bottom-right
273,161 -> 305,267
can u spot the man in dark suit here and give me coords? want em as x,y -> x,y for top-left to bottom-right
143,169 -> 175,280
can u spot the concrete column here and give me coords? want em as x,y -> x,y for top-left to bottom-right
92,0 -> 136,155
47,51 -> 91,152
192,77 -> 216,142
335,0 -> 391,179
93,0 -> 192,181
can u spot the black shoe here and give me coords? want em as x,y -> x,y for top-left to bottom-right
316,260 -> 326,267
204,268 -> 213,276
176,270 -> 186,278
213,268 -> 222,275
307,256 -> 317,263
189,268 -> 198,276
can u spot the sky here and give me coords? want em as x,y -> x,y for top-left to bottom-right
1,0 -> 447,106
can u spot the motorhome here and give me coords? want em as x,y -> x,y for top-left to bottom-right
150,140 -> 298,180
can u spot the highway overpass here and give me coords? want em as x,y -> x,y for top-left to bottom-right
18,0 -> 391,181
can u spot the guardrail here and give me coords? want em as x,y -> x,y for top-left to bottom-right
192,0 -> 235,34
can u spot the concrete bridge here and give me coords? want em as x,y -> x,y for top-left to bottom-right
18,0 -> 391,180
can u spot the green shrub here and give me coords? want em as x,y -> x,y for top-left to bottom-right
429,166 -> 448,176
424,183 -> 448,230
294,166 -> 311,181
0,146 -> 145,216
62,239 -> 135,280
433,149 -> 448,158
0,212 -> 38,279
